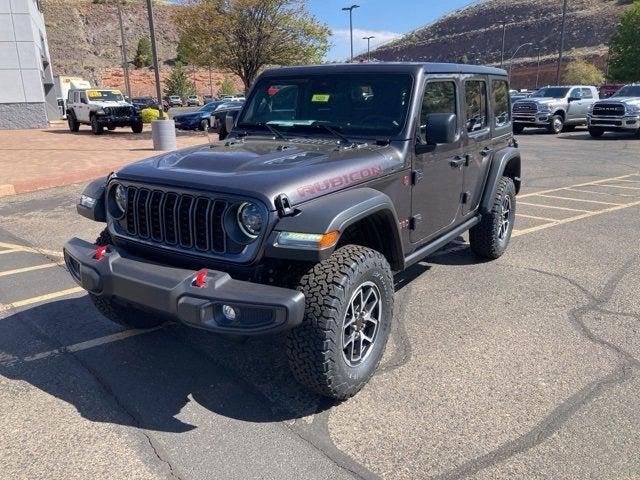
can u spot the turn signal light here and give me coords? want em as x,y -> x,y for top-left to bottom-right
193,269 -> 208,288
94,245 -> 109,261
318,231 -> 340,249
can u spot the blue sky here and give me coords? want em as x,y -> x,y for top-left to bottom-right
307,0 -> 475,61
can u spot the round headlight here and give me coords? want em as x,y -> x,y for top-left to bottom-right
114,184 -> 127,214
104,107 -> 111,115
237,202 -> 262,238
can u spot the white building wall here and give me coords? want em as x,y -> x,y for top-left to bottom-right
0,0 -> 55,129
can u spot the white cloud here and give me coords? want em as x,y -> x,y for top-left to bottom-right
328,28 -> 403,61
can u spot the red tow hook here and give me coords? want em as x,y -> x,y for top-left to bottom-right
94,245 -> 109,261
193,269 -> 208,288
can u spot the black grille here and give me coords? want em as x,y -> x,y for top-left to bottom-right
513,102 -> 538,114
123,186 -> 230,254
107,106 -> 133,116
592,103 -> 625,117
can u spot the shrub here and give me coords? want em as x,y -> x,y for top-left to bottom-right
140,107 -> 161,123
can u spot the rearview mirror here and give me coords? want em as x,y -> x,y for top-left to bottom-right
420,113 -> 457,146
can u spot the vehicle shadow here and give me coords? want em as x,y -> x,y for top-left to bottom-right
556,132 -> 638,141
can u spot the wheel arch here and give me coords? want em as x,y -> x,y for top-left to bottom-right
553,109 -> 566,119
480,147 -> 521,214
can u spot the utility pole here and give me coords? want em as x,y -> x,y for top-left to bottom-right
500,22 -> 507,68
363,36 -> 374,61
116,0 -> 131,98
556,0 -> 568,84
342,5 -> 360,62
209,65 -> 213,97
535,48 -> 541,88
508,42 -> 533,79
145,0 -> 164,118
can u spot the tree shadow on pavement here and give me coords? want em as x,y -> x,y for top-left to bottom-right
0,296 -> 329,433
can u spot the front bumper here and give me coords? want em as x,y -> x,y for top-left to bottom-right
513,113 -> 552,126
174,117 -> 201,130
588,115 -> 639,131
96,114 -> 141,127
63,237 -> 305,335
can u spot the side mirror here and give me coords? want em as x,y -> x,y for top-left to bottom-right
225,113 -> 236,134
420,113 -> 457,146
568,92 -> 582,102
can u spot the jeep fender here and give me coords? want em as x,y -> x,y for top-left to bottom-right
265,187 -> 404,268
77,176 -> 108,222
480,147 -> 521,214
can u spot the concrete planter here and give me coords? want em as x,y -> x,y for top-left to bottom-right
151,119 -> 177,151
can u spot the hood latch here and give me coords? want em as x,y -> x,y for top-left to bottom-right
275,193 -> 296,217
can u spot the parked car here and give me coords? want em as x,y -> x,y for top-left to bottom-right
131,96 -> 167,112
588,84 -> 640,138
168,95 -> 183,107
173,100 -> 228,130
66,88 -> 142,135
64,62 -> 521,399
598,84 -> 625,99
187,95 -> 200,107
203,95 -> 214,104
209,102 -> 243,140
512,85 -> 599,134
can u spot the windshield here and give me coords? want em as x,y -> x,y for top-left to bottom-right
238,73 -> 413,138
531,87 -> 570,99
87,90 -> 124,102
198,101 -> 224,112
612,85 -> 640,98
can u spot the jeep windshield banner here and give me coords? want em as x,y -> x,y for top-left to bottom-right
87,90 -> 124,102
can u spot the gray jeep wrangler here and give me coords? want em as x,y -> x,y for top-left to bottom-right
63,63 -> 521,399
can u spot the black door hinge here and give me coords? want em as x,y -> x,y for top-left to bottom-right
412,169 -> 424,185
275,193 -> 295,217
461,191 -> 471,204
409,214 -> 422,230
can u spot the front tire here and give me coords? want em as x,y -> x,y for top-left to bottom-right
199,118 -> 209,131
67,113 -> 79,132
91,115 -> 103,135
547,115 -> 564,134
131,121 -> 143,133
286,245 -> 394,400
588,127 -> 604,138
513,124 -> 524,134
469,176 -> 516,260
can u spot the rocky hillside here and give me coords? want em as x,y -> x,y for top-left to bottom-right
367,0 -> 632,87
43,0 -> 181,84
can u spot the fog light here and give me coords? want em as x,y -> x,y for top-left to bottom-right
222,304 -> 237,321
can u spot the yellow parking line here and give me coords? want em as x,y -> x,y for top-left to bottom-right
0,248 -> 22,255
0,241 -> 62,258
515,213 -> 559,222
594,184 -> 640,191
518,202 -> 591,213
0,263 -> 59,277
614,179 -> 640,184
7,287 -> 84,309
513,199 -> 640,237
565,188 -> 638,198
535,194 -> 623,206
518,174 -> 636,199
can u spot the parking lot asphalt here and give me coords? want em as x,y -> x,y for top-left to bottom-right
0,128 -> 638,479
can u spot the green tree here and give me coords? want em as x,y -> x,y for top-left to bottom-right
164,63 -> 196,98
176,36 -> 193,66
175,0 -> 331,92
218,78 -> 236,96
133,37 -> 152,68
608,0 -> 640,82
562,60 -> 605,85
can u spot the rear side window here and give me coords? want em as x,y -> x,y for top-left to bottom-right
581,88 -> 593,99
419,81 -> 456,143
492,80 -> 510,128
464,80 -> 487,132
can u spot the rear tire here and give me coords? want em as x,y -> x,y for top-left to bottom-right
547,115 -> 564,134
107,126 -> 116,131
589,127 -> 604,138
67,113 -> 79,132
91,115 -> 103,135
199,118 -> 209,131
469,176 -> 516,260
513,124 -> 524,134
286,245 -> 394,400
131,121 -> 143,134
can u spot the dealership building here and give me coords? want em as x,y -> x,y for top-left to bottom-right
0,0 -> 57,129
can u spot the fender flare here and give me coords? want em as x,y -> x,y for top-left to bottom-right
77,176 -> 108,222
266,187 -> 404,267
480,147 -> 521,214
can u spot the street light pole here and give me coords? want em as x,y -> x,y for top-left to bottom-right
342,5 -> 360,62
363,35 -> 374,61
500,22 -> 507,68
508,42 -> 533,79
556,0 -> 568,84
145,0 -> 164,119
116,0 -> 131,98
535,48 -> 541,88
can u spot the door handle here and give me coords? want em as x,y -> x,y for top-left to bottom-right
480,147 -> 492,157
450,156 -> 465,168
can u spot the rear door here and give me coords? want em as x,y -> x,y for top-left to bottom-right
410,78 -> 464,243
461,77 -> 492,216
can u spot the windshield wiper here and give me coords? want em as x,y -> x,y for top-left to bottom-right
257,122 -> 288,140
311,123 -> 353,146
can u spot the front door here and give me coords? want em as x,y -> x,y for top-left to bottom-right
410,78 -> 464,243
461,77 -> 492,215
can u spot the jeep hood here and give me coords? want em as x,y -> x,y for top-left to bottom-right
115,139 -> 404,210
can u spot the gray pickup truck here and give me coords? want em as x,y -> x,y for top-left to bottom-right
512,85 -> 599,134
587,84 -> 640,138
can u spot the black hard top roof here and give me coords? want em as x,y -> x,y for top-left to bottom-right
262,62 -> 507,77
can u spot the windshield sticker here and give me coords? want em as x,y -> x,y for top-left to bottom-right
311,94 -> 331,103
267,86 -> 279,96
87,90 -> 100,98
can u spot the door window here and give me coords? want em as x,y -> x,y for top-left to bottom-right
581,88 -> 593,99
419,81 -> 456,144
464,80 -> 488,132
492,80 -> 510,128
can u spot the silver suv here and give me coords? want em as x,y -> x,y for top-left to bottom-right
587,84 -> 640,138
512,85 -> 599,134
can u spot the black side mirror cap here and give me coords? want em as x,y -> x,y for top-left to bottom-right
416,113 -> 457,154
